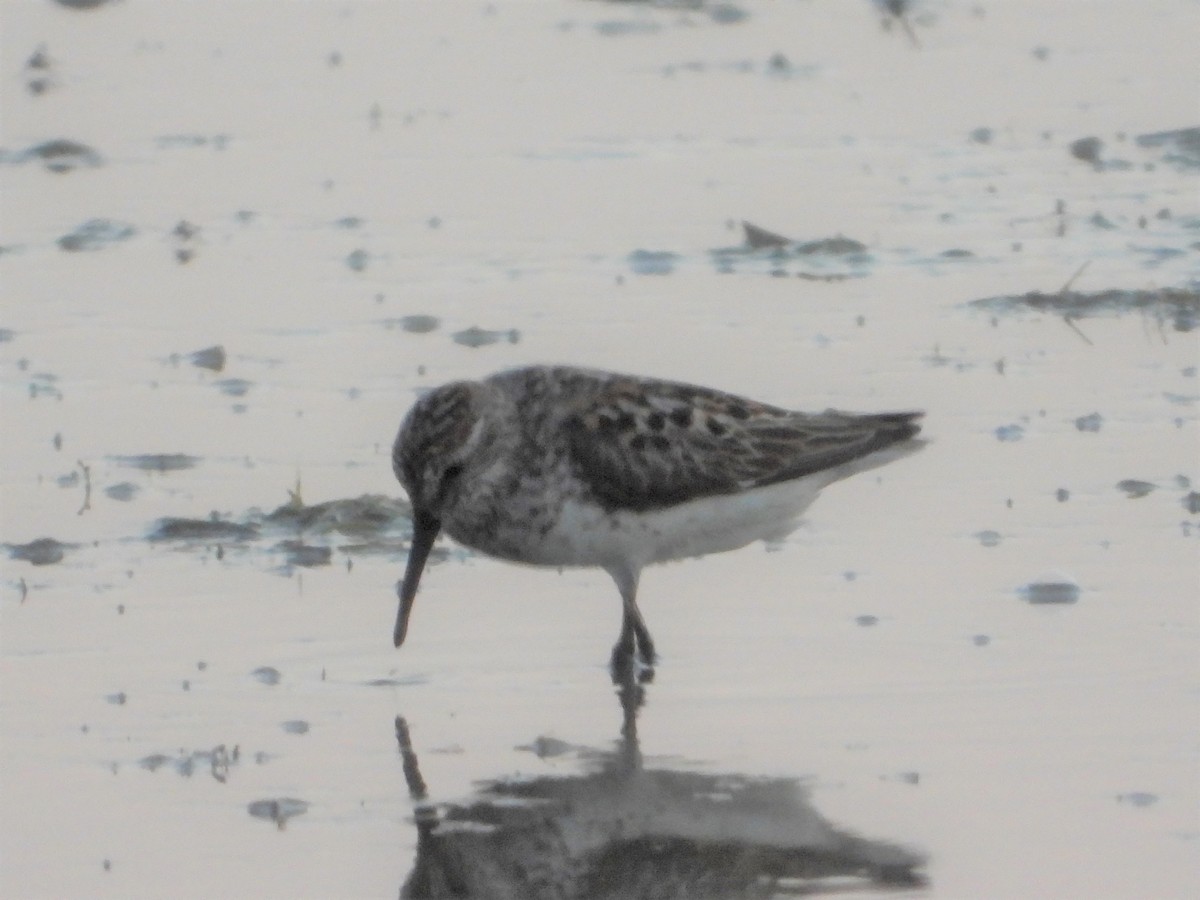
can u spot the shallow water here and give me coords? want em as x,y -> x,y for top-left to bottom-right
2,1 -> 1197,898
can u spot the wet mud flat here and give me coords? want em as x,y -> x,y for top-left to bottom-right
2,1 -> 1199,899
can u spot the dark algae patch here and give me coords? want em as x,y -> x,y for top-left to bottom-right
262,493 -> 410,538
147,494 -> 414,565
149,518 -> 259,542
970,287 -> 1200,332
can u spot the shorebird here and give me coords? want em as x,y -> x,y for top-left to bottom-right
392,365 -> 923,677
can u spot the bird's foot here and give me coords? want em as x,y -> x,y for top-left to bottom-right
610,641 -> 655,685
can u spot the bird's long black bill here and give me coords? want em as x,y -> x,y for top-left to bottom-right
395,510 -> 441,648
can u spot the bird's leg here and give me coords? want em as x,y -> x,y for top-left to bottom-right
608,567 -> 655,683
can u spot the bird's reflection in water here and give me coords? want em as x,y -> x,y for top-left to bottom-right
396,681 -> 926,899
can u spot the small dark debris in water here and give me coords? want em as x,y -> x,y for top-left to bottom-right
1088,212 -> 1117,230
452,326 -> 521,348
171,220 -> 200,263
139,753 -> 172,772
277,541 -> 332,568
114,453 -> 199,472
18,139 -> 103,173
1056,488 -> 1070,502
1183,492 -> 1200,515
766,52 -> 790,74
1117,479 -> 1156,499
52,0 -> 118,8
28,373 -> 60,400
1075,412 -> 1103,432
57,218 -> 136,252
940,248 -> 974,258
427,216 -> 442,229
27,44 -> 51,71
281,720 -> 310,735
994,424 -> 1024,442
334,216 -> 363,229
1135,127 -> 1200,170
345,248 -> 370,272
518,736 -> 576,759
709,3 -> 748,25
972,634 -> 991,647
970,288 -> 1200,333
969,127 -> 993,144
248,797 -> 309,829
105,692 -> 127,705
183,345 -> 226,371
1032,45 -> 1051,61
149,517 -> 258,542
976,530 -> 1002,547
139,744 -> 235,781
628,249 -> 679,275
0,328 -> 14,343
1162,391 -> 1199,407
1117,791 -> 1158,808
7,537 -> 71,565
1020,581 -> 1080,605
594,19 -> 662,37
855,614 -> 879,627
252,667 -> 282,686
24,44 -> 56,95
1068,136 -> 1103,165
102,859 -> 111,872
215,377 -> 253,398
364,675 -> 428,687
157,133 -> 229,150
393,314 -> 440,334
843,570 -> 857,582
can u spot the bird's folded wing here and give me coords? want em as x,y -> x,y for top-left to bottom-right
561,376 -> 921,513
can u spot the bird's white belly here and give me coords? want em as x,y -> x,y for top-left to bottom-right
528,473 -> 834,571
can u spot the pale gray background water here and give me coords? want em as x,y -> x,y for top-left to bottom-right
2,1 -> 1197,898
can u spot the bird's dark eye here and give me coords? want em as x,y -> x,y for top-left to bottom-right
442,463 -> 464,484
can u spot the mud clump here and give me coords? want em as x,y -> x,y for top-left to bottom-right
7,537 -> 73,565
